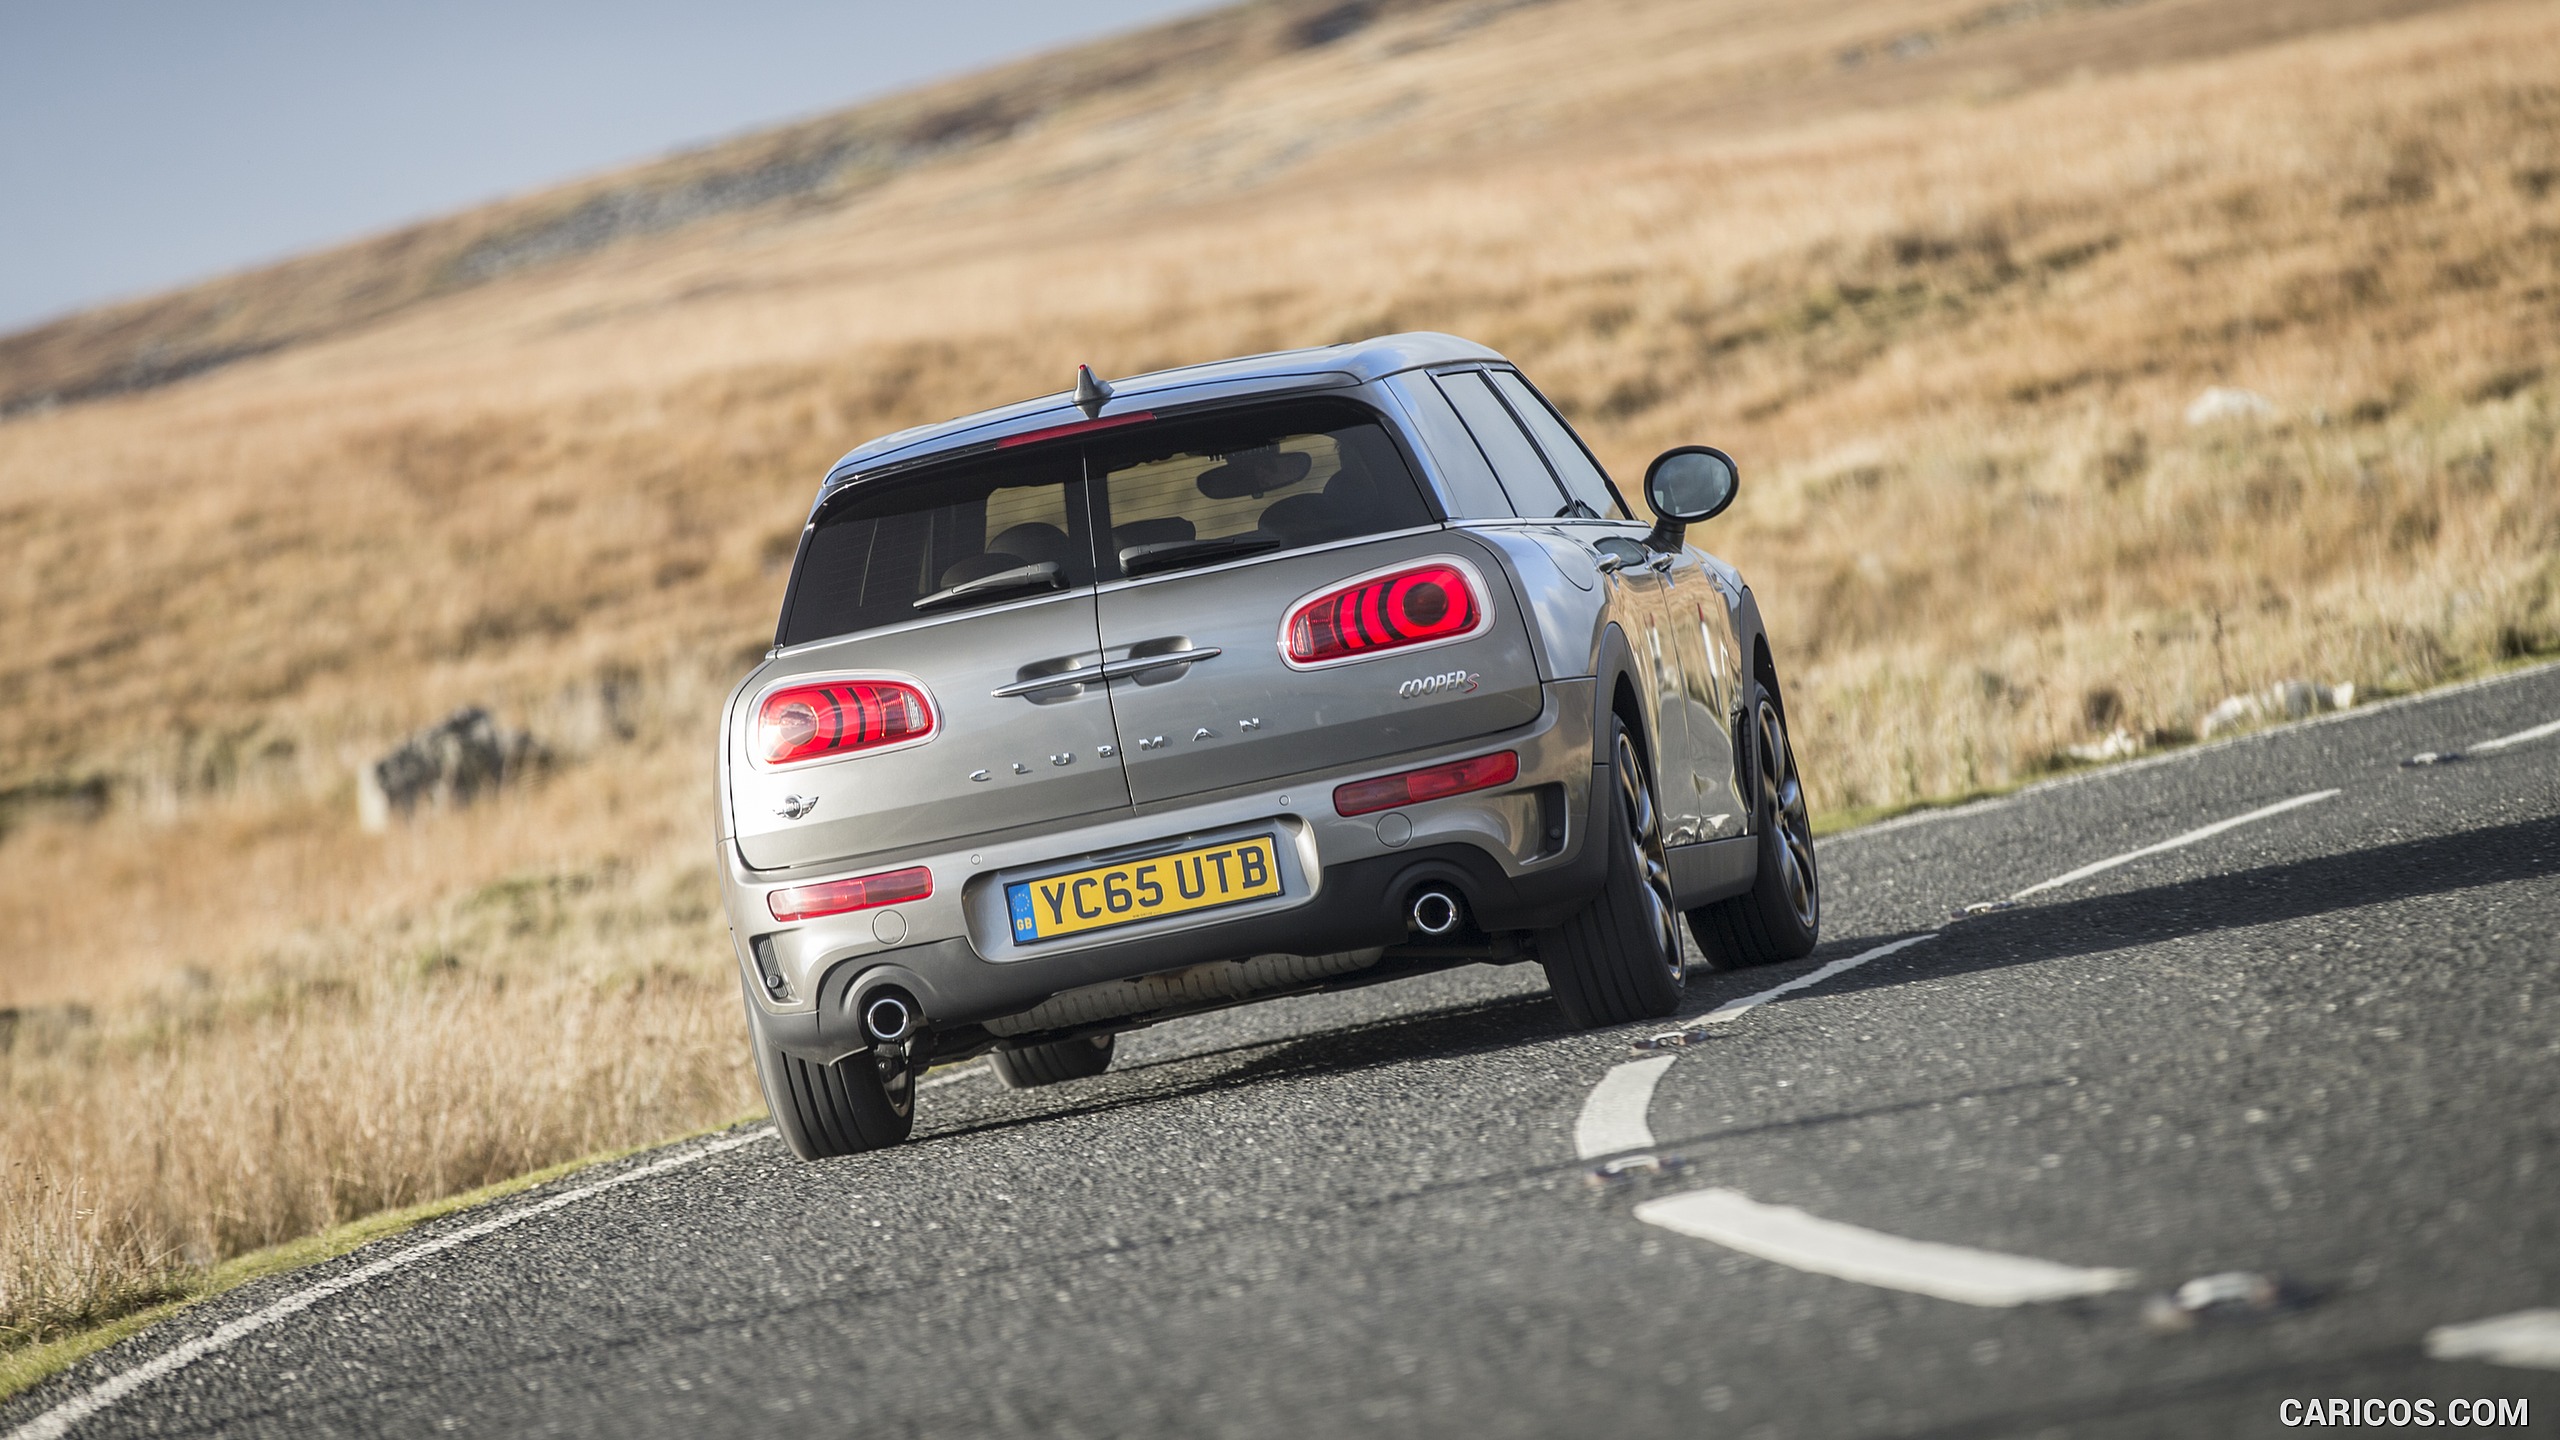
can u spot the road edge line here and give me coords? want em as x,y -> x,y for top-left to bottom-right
1826,656 -> 2560,846
3,1128 -> 771,1440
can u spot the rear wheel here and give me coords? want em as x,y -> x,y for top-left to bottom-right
1689,682 -> 1820,969
990,1033 -> 1116,1089
1539,715 -> 1686,1027
749,1003 -> 916,1160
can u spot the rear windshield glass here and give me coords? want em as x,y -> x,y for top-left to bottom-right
779,451 -> 1088,647
1086,400 -> 1434,580
778,400 -> 1435,645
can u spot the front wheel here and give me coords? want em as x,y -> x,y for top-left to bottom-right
1539,715 -> 1686,1028
1689,682 -> 1820,969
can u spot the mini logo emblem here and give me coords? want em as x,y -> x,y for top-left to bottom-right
1396,671 -> 1479,699
775,794 -> 819,820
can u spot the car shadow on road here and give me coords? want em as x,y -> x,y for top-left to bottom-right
918,988 -> 1571,1144
1742,810 -> 2560,1009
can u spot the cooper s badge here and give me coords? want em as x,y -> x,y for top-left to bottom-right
1396,670 -> 1479,699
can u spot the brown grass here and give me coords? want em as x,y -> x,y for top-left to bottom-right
5,0 -> 2558,1350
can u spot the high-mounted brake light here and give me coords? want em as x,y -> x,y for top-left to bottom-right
768,865 -> 932,922
756,679 -> 934,766
996,411 -> 1157,448
1334,751 -> 1520,817
1282,559 -> 1487,667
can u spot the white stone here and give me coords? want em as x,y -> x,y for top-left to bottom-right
2184,386 -> 2276,426
2197,679 -> 2355,740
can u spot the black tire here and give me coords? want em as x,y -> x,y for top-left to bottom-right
748,996 -> 916,1160
1539,714 -> 1686,1027
1689,681 -> 1820,970
989,1033 -> 1117,1089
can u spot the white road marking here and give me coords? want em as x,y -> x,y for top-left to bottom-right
919,1064 -> 990,1090
1691,934 -> 1938,1025
2467,718 -> 2560,755
1575,1056 -> 1675,1158
2426,1309 -> 2560,1370
1610,789 -> 2344,1301
1634,1190 -> 2139,1306
2007,789 -> 2338,900
1620,788 -> 2336,1299
5,1128 -> 772,1440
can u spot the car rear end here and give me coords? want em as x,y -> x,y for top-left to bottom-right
716,353 -> 1608,1117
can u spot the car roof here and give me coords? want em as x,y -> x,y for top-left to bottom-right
817,331 -> 1507,493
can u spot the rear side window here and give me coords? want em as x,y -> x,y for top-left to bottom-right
780,451 -> 1089,646
1435,370 -> 1576,520
1086,400 -> 1435,580
1491,370 -> 1629,521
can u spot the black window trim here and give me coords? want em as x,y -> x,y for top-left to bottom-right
1487,367 -> 1637,523
1423,363 -> 1563,519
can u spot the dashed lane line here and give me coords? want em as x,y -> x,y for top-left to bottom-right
1603,788 -> 2354,1307
1634,1190 -> 2139,1307
5,1128 -> 773,1440
1574,1056 -> 1674,1158
2425,1309 -> 2560,1371
2467,718 -> 2560,756
2006,789 -> 2338,901
1690,934 -> 1938,1027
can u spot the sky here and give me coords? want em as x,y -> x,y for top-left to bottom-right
0,0 -> 1225,335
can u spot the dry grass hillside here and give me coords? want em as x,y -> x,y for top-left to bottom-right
4,0 -> 2557,1351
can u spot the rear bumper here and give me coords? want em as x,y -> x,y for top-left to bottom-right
723,678 -> 1601,1062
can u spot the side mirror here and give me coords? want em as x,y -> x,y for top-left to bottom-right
1641,445 -> 1739,550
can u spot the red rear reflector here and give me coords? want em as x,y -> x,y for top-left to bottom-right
1285,562 -> 1484,666
996,411 -> 1157,448
1333,751 -> 1520,817
758,680 -> 934,766
769,865 -> 932,922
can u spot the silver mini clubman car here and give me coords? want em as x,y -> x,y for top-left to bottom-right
717,333 -> 1820,1158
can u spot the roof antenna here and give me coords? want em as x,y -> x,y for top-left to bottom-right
1073,364 -> 1114,419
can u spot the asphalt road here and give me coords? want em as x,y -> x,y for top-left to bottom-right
12,663 -> 2559,1439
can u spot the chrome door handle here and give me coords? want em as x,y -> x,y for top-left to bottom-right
991,663 -> 1106,698
1647,552 -> 1676,572
1102,647 -> 1222,679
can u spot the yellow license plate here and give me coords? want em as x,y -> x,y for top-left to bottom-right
1005,835 -> 1283,943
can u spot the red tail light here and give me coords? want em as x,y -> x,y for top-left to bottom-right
1283,560 -> 1487,667
756,679 -> 934,766
769,865 -> 932,922
1334,750 -> 1520,817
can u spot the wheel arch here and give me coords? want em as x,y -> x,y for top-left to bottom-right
1592,623 -> 1656,787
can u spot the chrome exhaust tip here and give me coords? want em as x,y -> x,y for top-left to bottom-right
1409,888 -> 1463,937
861,991 -> 918,1046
